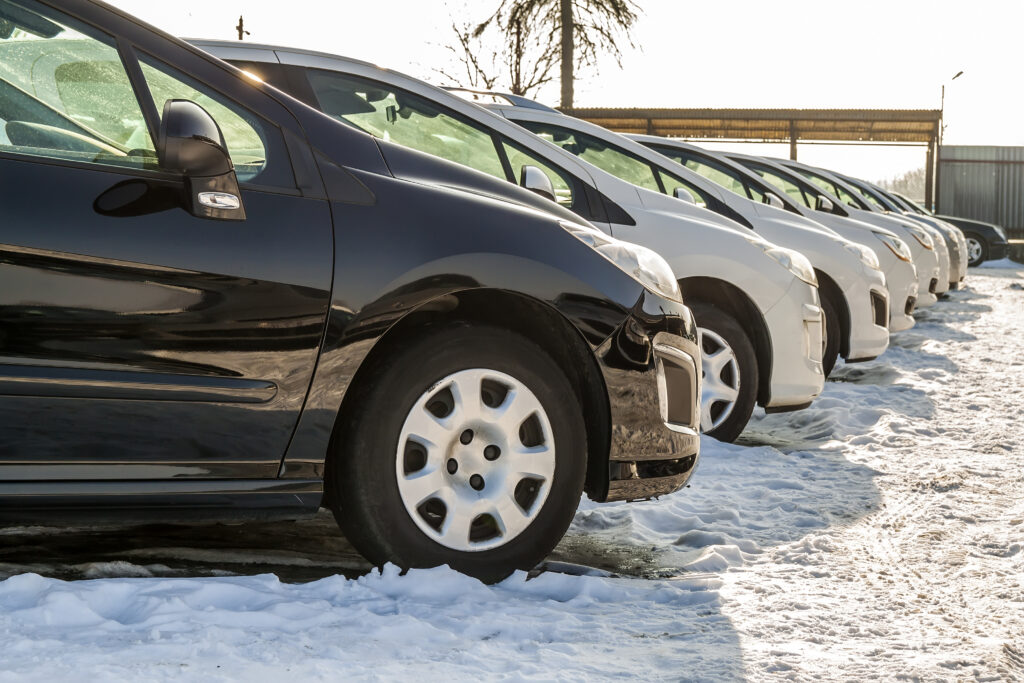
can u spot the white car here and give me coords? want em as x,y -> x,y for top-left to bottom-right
826,172 -> 955,295
719,152 -> 919,332
847,177 -> 968,290
191,41 -> 825,442
463,104 -> 887,377
775,159 -> 943,308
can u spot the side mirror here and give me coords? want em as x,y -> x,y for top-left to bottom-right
815,195 -> 834,213
673,186 -> 696,204
520,165 -> 556,202
764,193 -> 784,209
158,99 -> 245,221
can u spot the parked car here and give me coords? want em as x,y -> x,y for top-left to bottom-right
573,131 -> 894,375
194,41 -> 826,442
890,192 -> 1007,268
832,173 -> 966,290
459,103 -> 888,378
719,151 -> 918,332
774,159 -> 943,308
0,0 -> 706,582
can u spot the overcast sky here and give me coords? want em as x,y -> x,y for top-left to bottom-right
107,0 -> 1023,182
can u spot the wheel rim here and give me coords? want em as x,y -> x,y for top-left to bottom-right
396,368 -> 555,552
698,328 -> 741,433
966,237 -> 983,264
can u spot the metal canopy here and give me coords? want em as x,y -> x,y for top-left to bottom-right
564,107 -> 941,144
565,107 -> 943,205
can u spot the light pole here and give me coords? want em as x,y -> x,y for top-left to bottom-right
934,70 -> 963,210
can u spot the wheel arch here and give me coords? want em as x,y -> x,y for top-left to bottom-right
323,288 -> 612,504
814,269 -> 851,359
679,276 -> 774,407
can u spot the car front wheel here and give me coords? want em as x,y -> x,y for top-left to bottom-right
690,302 -> 758,443
965,233 -> 987,267
328,325 -> 587,583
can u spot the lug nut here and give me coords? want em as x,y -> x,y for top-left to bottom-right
484,445 -> 501,461
460,429 -> 474,445
446,458 -> 458,474
469,474 -> 485,491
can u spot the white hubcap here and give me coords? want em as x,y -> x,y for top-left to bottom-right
967,237 -> 983,263
699,328 -> 741,432
396,368 -> 555,552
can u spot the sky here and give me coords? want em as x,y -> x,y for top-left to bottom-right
106,0 -> 1024,183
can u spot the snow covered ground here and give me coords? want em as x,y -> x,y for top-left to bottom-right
1,266 -> 1022,681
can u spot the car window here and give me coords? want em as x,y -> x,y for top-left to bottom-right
799,170 -> 866,209
655,148 -> 766,203
139,56 -> 278,185
750,166 -> 813,208
304,68 -> 508,182
517,121 -> 663,193
0,3 -> 156,170
501,139 -> 574,206
851,184 -> 889,211
655,168 -> 708,209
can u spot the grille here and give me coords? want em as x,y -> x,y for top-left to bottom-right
905,296 -> 917,315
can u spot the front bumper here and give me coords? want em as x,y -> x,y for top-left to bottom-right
885,258 -> 917,332
990,240 -> 1010,262
843,266 -> 890,362
762,277 -> 825,409
594,291 -> 701,503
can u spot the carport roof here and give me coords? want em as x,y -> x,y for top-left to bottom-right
564,108 -> 942,144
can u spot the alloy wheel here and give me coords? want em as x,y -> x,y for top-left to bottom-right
699,328 -> 741,433
396,368 -> 555,552
966,237 -> 984,265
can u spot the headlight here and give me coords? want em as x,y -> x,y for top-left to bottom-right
904,223 -> 934,250
763,245 -> 818,287
873,232 -> 913,262
560,221 -> 682,302
994,224 -> 1007,240
843,241 -> 880,270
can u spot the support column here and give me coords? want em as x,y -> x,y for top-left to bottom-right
789,121 -> 797,160
925,140 -> 935,210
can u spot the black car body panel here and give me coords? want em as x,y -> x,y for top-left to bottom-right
0,0 -> 699,525
936,216 -> 1010,261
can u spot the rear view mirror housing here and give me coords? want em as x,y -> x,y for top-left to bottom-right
673,186 -> 696,204
765,193 -> 784,209
520,165 -> 556,202
158,99 -> 245,221
815,195 -> 835,213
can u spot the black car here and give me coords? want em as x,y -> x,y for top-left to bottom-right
891,193 -> 1010,267
0,0 -> 701,581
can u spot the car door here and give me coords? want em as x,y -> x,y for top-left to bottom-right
0,0 -> 333,481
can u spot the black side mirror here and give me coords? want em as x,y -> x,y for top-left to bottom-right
158,99 -> 245,221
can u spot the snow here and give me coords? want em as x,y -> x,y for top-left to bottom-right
1,266 -> 1023,680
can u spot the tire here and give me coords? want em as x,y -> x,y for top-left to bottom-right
820,292 -> 841,377
689,302 -> 758,443
965,233 -> 987,267
327,324 -> 587,583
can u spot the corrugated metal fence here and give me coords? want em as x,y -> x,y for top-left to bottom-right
938,146 -> 1024,238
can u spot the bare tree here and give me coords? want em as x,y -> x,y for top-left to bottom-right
440,0 -> 639,106
437,4 -> 560,98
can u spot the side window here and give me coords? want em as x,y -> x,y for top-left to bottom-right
518,121 -> 662,193
754,167 -> 813,208
656,168 -> 708,209
0,3 -> 156,169
139,57 -> 284,186
675,153 -> 765,203
501,139 -> 574,206
303,69 -> 507,181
